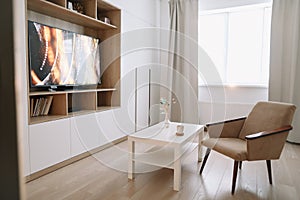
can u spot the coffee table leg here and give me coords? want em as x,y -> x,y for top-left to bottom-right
128,140 -> 135,179
198,129 -> 204,162
174,147 -> 181,191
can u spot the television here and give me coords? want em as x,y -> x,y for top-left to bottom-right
28,20 -> 101,89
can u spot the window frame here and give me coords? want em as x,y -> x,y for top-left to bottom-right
198,3 -> 272,87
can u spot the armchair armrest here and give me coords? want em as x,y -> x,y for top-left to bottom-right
206,117 -> 246,138
245,125 -> 292,140
246,125 -> 293,161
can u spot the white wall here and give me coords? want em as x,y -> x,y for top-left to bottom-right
106,0 -> 161,131
199,85 -> 268,124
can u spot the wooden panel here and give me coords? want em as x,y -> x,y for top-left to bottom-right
30,115 -> 68,125
97,90 -> 119,107
100,57 -> 121,88
97,0 -> 120,12
98,10 -> 120,39
97,106 -> 119,111
84,0 -> 97,18
98,9 -> 121,109
29,89 -> 115,96
68,92 -> 96,113
98,10 -> 120,34
48,0 -> 66,7
27,0 -> 117,30
50,94 -> 68,115
97,91 -> 112,106
30,91 -> 67,96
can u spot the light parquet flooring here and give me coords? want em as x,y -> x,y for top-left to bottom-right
25,141 -> 300,200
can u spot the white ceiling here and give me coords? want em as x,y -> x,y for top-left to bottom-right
200,0 -> 272,11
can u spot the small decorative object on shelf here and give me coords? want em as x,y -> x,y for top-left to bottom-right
176,125 -> 184,136
71,0 -> 84,14
99,16 -> 111,24
67,1 -> 74,11
160,97 -> 170,128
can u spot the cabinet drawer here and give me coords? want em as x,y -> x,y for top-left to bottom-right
29,119 -> 71,173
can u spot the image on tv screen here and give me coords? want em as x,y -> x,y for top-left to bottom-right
28,21 -> 101,87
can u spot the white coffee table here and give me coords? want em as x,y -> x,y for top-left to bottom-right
128,122 -> 204,191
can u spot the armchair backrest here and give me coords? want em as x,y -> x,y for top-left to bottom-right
239,101 -> 296,139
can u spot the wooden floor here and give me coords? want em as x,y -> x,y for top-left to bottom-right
25,141 -> 300,200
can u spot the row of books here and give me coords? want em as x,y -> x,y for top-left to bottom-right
30,96 -> 53,117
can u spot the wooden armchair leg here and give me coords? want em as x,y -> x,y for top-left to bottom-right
266,160 -> 272,184
199,148 -> 211,174
231,160 -> 239,194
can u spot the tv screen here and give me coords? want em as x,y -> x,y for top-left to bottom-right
28,20 -> 101,88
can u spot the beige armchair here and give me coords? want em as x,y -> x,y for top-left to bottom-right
199,101 -> 296,194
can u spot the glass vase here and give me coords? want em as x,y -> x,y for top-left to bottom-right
164,111 -> 170,128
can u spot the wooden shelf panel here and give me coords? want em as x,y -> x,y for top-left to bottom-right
68,109 -> 95,116
30,115 -> 67,125
96,88 -> 117,92
48,0 -> 65,7
27,0 -> 117,30
29,88 -> 117,96
97,106 -> 119,111
29,91 -> 66,96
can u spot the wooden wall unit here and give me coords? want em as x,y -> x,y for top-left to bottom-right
27,0 -> 121,125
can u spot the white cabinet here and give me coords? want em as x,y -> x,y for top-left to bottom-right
96,109 -> 129,142
28,110 -> 130,174
70,113 -> 102,157
29,119 -> 71,173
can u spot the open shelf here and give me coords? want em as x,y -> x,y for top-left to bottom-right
28,88 -> 119,123
27,0 -> 117,30
29,93 -> 68,124
97,0 -> 119,12
68,92 -> 96,113
133,143 -> 198,169
27,0 -> 121,125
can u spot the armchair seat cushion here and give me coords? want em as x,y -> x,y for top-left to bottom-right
202,138 -> 247,161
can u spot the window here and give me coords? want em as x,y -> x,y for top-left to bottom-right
199,5 -> 272,86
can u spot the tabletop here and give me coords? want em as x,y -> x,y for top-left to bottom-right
128,122 -> 204,145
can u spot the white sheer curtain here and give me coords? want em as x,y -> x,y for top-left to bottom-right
269,0 -> 300,143
168,0 -> 199,123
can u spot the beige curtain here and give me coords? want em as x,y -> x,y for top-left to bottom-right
168,0 -> 199,123
269,0 -> 300,143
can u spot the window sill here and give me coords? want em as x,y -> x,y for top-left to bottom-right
198,84 -> 268,89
